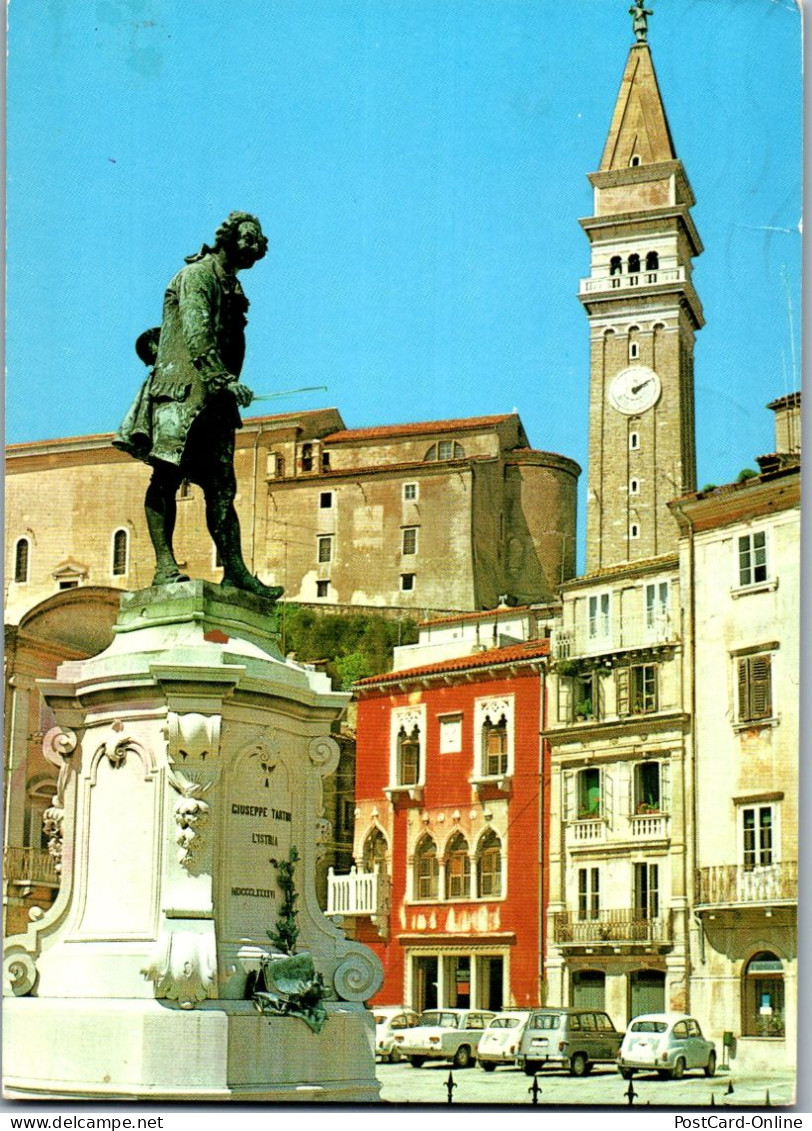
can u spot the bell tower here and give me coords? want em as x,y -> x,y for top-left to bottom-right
581,6 -> 703,572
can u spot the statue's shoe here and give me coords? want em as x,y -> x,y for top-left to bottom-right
152,569 -> 190,585
221,574 -> 284,602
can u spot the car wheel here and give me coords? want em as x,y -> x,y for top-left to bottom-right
673,1057 -> 686,1080
410,1056 -> 426,1068
453,1045 -> 472,1069
523,1061 -> 540,1076
704,1051 -> 716,1078
389,1046 -> 402,1064
570,1052 -> 588,1077
620,1068 -> 635,1080
480,1061 -> 497,1072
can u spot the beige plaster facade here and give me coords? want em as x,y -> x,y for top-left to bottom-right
6,410 -> 578,626
671,441 -> 800,1073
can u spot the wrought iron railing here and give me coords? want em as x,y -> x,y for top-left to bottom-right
553,908 -> 671,946
695,861 -> 797,906
4,846 -> 60,886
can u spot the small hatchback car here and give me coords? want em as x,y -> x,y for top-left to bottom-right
476,1011 -> 532,1071
617,1013 -> 716,1080
373,1006 -> 420,1063
393,1008 -> 496,1069
516,1008 -> 624,1076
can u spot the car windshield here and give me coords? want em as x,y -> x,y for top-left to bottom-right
490,1018 -> 521,1029
419,1012 -> 458,1028
631,1020 -> 668,1033
531,1014 -> 561,1030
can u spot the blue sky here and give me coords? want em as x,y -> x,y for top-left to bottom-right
6,0 -> 802,553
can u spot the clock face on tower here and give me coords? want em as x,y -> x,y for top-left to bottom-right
608,365 -> 662,415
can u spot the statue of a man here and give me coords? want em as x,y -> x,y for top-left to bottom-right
630,0 -> 653,44
114,212 -> 283,601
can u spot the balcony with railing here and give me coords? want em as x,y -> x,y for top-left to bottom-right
326,865 -> 383,917
553,908 -> 672,948
552,613 -> 677,662
4,846 -> 60,888
629,813 -> 670,839
579,266 -> 687,296
695,861 -> 797,908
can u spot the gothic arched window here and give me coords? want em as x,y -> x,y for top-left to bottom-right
609,256 -> 622,276
628,253 -> 641,274
446,832 -> 471,899
362,827 -> 388,874
478,830 -> 502,897
415,835 -> 438,900
646,251 -> 659,271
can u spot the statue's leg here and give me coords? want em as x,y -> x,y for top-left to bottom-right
145,464 -> 190,585
205,442 -> 283,602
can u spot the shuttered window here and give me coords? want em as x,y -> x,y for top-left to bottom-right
737,654 -> 772,722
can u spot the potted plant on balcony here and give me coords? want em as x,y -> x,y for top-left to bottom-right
575,699 -> 593,722
636,801 -> 660,815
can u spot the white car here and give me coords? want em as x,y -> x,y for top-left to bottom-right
393,1008 -> 496,1069
475,1011 -> 531,1071
373,1006 -> 420,1063
617,1013 -> 716,1080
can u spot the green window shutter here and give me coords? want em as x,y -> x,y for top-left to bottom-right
750,655 -> 772,719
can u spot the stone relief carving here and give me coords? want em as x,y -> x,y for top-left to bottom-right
308,734 -> 340,776
40,726 -> 79,879
168,711 -> 221,764
333,947 -> 383,1002
142,921 -> 217,1009
167,768 -> 213,869
3,950 -> 38,997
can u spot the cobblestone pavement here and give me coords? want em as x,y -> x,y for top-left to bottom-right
376,1059 -> 797,1108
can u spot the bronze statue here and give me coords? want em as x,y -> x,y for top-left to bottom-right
630,0 -> 653,44
114,212 -> 283,601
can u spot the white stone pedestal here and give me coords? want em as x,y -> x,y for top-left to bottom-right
3,582 -> 382,1101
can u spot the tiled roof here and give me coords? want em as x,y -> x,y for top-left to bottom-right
6,409 -> 334,453
355,638 -> 550,688
322,414 -> 516,444
419,606 -> 532,628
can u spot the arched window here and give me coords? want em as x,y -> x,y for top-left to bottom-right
424,441 -> 465,462
415,835 -> 438,900
629,341 -> 639,360
397,725 -> 421,786
628,254 -> 641,275
630,478 -> 640,496
14,537 -> 30,584
609,256 -> 623,277
646,251 -> 659,271
742,952 -> 785,1037
478,830 -> 502,897
445,832 -> 470,899
362,827 -> 388,874
630,154 -> 641,167
112,529 -> 128,576
301,443 -> 313,472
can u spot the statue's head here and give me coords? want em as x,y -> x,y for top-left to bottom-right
213,211 -> 268,269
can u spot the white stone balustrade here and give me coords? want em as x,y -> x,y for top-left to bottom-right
327,865 -> 381,916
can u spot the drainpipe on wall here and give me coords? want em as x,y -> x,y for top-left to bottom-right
672,500 -> 700,994
538,658 -> 547,1006
250,422 -> 265,573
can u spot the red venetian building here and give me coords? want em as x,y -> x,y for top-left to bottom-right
331,611 -> 552,1011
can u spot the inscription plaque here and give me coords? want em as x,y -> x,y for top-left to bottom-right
224,754 -> 292,940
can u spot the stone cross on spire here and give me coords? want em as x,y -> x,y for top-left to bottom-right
630,0 -> 653,43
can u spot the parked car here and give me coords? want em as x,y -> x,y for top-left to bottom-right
617,1013 -> 716,1080
476,1010 -> 532,1071
373,1006 -> 420,1063
393,1008 -> 496,1069
516,1007 -> 624,1076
